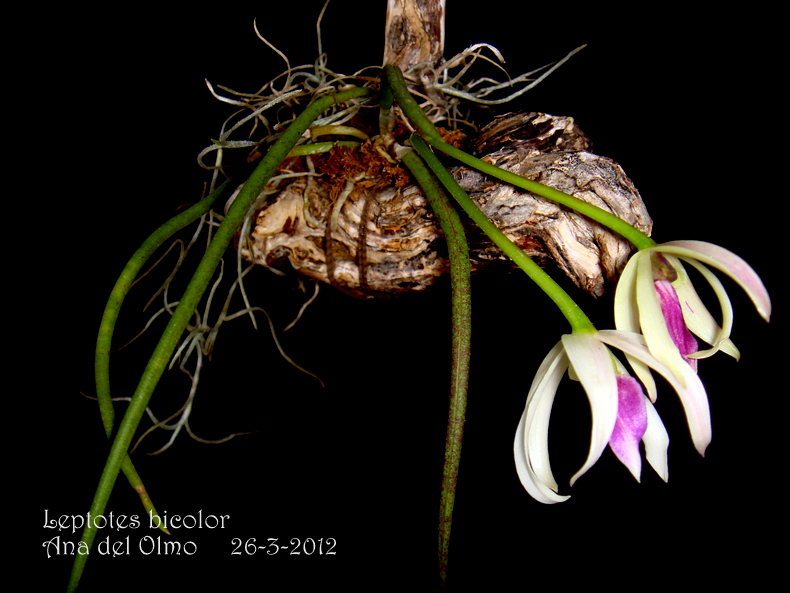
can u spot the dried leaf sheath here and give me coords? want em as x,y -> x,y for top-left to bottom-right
384,0 -> 445,72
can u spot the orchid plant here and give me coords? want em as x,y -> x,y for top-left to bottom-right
61,4 -> 775,591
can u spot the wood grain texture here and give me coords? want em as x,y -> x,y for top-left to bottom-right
242,112 -> 652,298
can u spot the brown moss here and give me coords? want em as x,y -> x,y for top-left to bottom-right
437,127 -> 467,149
315,141 -> 412,191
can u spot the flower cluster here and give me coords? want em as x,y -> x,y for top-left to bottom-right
515,241 -> 771,503
614,241 -> 770,394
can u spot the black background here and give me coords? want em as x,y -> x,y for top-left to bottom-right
25,3 -> 783,591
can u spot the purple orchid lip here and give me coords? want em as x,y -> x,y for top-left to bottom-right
654,279 -> 698,371
609,375 -> 648,481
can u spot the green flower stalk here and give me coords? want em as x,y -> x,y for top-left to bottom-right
409,135 -> 594,333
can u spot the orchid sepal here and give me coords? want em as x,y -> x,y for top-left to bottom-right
654,241 -> 771,321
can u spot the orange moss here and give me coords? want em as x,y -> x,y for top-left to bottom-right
437,127 -> 467,149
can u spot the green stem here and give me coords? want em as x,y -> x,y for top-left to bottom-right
382,65 -> 443,144
382,64 -> 655,251
399,147 -> 471,589
94,179 -> 231,532
410,135 -> 594,333
69,86 -> 372,593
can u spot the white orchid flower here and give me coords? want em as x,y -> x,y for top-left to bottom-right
514,330 -> 711,504
614,240 -> 771,395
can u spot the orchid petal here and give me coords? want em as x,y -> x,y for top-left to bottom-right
680,257 -> 740,359
627,355 -> 659,403
513,341 -> 570,503
597,330 -> 711,455
652,240 -> 771,322
562,334 -> 619,486
614,252 -> 642,334
642,397 -> 669,481
614,252 -> 659,399
636,253 -> 691,387
669,256 -> 739,358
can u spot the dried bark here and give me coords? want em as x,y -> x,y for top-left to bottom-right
242,174 -> 445,298
383,0 -> 445,71
453,112 -> 653,297
240,112 -> 652,298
